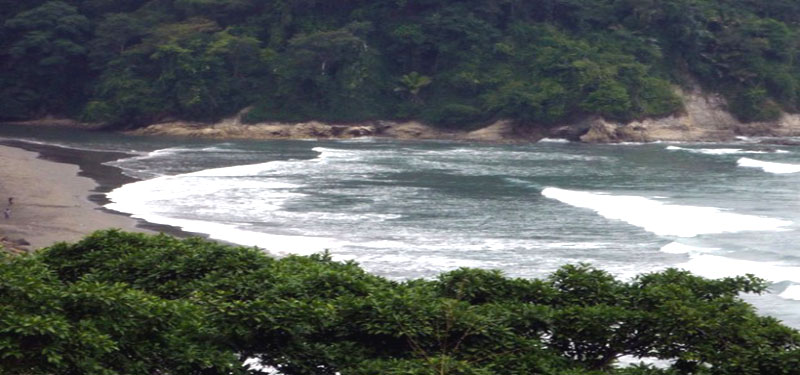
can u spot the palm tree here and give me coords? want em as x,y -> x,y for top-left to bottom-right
396,71 -> 432,104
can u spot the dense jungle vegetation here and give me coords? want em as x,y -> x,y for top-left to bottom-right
2,230 -> 800,375
1,1 -> 800,127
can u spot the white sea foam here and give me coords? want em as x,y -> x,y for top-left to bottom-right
614,141 -> 664,145
200,146 -> 258,153
660,242 -> 719,254
738,157 -> 800,174
105,157 -> 323,255
779,285 -> 800,301
112,207 -> 342,256
541,187 -> 792,237
304,212 -> 402,222
667,145 -> 775,155
538,137 -> 570,143
504,177 -> 534,186
547,242 -> 611,249
312,147 -> 362,160
109,147 -> 221,178
337,137 -> 377,143
680,254 -> 800,285
115,145 -> 258,167
139,146 -> 202,159
184,160 -> 296,177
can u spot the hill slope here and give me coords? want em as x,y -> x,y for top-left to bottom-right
2,0 -> 800,129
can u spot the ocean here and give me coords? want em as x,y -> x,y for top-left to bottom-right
2,126 -> 800,328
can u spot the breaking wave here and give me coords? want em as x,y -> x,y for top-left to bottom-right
541,187 -> 791,237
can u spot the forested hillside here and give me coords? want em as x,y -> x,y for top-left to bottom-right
1,0 -> 799,128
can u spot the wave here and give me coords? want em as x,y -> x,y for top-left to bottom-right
312,146 -> 360,158
541,187 -> 792,237
107,203 -> 340,256
109,147 -> 185,165
184,160 -> 296,177
662,244 -> 800,302
660,242 -> 719,254
118,144 -> 258,161
737,157 -> 800,174
537,138 -> 570,143
200,146 -> 260,153
666,145 -> 786,155
109,145 -> 265,179
779,285 -> 800,301
680,254 -> 800,284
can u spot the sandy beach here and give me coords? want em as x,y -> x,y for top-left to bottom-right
0,144 -> 153,251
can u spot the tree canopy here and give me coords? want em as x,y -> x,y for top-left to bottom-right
2,0 -> 800,127
2,230 -> 799,375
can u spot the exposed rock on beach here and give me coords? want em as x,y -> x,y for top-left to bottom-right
127,111 -> 547,143
126,88 -> 800,144
577,89 -> 800,143
8,89 -> 800,144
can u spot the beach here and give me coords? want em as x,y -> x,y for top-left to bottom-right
0,143 -> 153,251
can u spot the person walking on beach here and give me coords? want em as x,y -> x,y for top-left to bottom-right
3,208 -> 10,219
7,197 -> 12,206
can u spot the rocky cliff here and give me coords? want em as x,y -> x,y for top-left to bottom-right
575,89 -> 800,143
127,112 -> 546,143
121,89 -> 800,143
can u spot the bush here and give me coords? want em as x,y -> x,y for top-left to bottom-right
729,87 -> 783,122
3,230 -> 798,375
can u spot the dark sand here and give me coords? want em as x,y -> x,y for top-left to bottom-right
0,141 -> 190,251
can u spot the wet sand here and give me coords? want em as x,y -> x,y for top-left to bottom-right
0,141 -> 187,251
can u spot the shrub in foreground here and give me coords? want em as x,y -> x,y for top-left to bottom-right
1,230 -> 798,375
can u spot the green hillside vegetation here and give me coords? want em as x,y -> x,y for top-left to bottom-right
1,1 -> 800,128
2,230 -> 799,374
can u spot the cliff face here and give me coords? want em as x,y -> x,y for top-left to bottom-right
576,89 -> 800,143
125,89 -> 800,143
127,114 -> 546,143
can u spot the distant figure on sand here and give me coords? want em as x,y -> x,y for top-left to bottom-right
3,208 -> 10,219
7,197 -> 12,206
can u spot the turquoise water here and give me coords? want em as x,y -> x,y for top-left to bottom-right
3,126 -> 800,327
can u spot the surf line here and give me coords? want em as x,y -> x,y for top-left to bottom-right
541,187 -> 791,237
738,157 -> 800,174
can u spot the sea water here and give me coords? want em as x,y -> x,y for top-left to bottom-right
2,126 -> 800,327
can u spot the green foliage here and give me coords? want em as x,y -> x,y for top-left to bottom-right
7,0 -> 800,125
729,87 -> 782,122
398,72 -> 432,99
0,252 -> 243,374
2,230 -> 797,375
1,1 -> 91,116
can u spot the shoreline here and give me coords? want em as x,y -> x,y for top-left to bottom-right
9,88 -> 800,144
0,140 -> 196,251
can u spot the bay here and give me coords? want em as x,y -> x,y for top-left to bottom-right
3,126 -> 800,327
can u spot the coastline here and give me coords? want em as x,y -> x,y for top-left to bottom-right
0,140 -> 193,252
6,87 -> 800,144
125,89 -> 800,144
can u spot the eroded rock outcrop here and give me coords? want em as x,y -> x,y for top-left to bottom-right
126,88 -> 800,143
578,89 -> 800,143
128,115 -> 545,143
